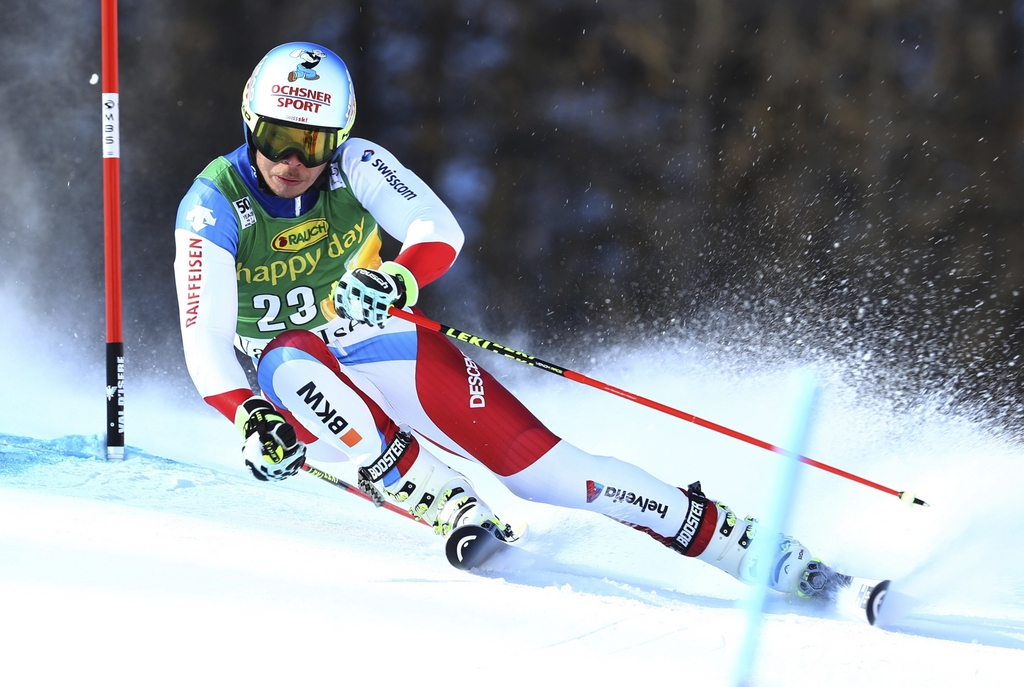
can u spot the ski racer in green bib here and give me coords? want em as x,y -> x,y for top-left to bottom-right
174,42 -> 843,598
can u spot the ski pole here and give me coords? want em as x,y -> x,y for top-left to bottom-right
388,307 -> 929,507
300,463 -> 430,526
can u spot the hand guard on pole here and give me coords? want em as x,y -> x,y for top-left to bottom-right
237,397 -> 307,482
333,262 -> 418,328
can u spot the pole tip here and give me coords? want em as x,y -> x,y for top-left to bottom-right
899,490 -> 929,507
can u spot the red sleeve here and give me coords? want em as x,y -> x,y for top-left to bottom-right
394,241 -> 457,288
205,388 -> 254,422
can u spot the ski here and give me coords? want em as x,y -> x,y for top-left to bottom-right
444,522 -> 512,571
301,462 -> 525,573
829,574 -> 891,626
846,576 -> 890,626
797,559 -> 890,626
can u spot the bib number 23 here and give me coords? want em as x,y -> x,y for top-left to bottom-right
253,286 -> 318,332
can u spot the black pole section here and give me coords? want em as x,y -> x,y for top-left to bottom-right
301,463 -> 427,525
106,342 -> 124,459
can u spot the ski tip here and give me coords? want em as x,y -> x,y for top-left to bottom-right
865,579 -> 891,626
445,524 -> 504,571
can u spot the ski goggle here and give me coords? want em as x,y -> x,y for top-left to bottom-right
250,117 -> 340,168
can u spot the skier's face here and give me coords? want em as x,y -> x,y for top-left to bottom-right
255,150 -> 326,198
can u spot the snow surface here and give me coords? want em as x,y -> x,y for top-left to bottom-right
2,308 -> 1024,686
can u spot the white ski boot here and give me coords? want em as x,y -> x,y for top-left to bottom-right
357,430 -> 515,540
672,481 -> 842,598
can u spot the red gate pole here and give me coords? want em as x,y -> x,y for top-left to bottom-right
101,0 -> 124,460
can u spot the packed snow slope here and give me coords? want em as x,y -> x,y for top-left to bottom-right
2,314 -> 1023,686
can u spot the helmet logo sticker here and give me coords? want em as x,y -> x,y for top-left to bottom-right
270,83 -> 332,115
288,48 -> 326,82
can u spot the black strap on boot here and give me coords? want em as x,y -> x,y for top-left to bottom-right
670,480 -> 710,556
357,430 -> 414,507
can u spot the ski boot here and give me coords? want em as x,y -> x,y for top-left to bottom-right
357,430 -> 516,541
428,482 -> 516,542
796,558 -> 853,601
670,481 -> 832,597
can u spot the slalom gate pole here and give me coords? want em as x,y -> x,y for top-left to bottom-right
101,0 -> 125,460
733,371 -> 818,687
388,307 -> 929,507
300,463 -> 429,527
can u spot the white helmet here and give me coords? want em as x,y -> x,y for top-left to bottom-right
241,42 -> 357,167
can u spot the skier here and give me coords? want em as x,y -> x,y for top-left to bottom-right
174,42 -> 837,598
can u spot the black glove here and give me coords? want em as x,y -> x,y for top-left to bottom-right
238,398 -> 307,482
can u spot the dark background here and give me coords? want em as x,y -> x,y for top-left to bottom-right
3,0 -> 1024,421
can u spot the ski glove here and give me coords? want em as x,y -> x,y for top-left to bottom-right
236,397 -> 307,482
333,261 -> 419,328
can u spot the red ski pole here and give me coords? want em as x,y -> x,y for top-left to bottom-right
301,463 -> 430,526
389,307 -> 929,507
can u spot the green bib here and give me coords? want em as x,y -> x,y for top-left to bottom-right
198,157 -> 382,342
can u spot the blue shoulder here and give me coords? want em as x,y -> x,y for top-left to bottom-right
175,177 -> 240,255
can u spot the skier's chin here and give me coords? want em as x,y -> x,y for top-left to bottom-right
267,169 -> 327,198
268,177 -> 312,198
254,150 -> 326,198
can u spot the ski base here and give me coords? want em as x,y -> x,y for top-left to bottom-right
445,523 -> 509,571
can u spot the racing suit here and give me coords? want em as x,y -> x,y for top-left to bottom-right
173,139 -> 697,544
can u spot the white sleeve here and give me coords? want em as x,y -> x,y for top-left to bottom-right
173,229 -> 250,399
338,139 -> 464,257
